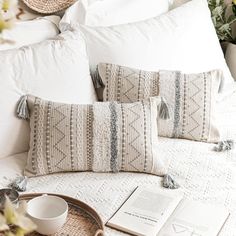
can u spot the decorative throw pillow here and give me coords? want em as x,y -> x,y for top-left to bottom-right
75,0 -> 235,98
96,63 -> 222,143
19,95 -> 167,177
0,30 -> 97,159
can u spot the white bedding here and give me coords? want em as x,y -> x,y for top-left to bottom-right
0,91 -> 236,235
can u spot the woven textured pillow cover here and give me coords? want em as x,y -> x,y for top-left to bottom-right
96,63 -> 222,143
20,95 -> 167,177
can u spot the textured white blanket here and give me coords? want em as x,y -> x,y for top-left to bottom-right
0,92 -> 236,235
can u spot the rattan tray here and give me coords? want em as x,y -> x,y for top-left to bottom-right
20,193 -> 104,236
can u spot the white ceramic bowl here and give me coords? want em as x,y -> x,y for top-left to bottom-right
27,194 -> 68,235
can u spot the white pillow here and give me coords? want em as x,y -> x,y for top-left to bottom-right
77,0 -> 235,96
0,16 -> 60,51
0,30 -> 97,158
60,0 -> 173,29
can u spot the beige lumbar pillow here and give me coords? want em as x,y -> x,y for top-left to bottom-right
96,63 -> 222,143
17,95 -> 167,177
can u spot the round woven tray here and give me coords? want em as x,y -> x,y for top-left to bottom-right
20,193 -> 104,236
22,0 -> 76,14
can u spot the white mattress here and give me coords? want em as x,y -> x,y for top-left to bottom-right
0,91 -> 236,235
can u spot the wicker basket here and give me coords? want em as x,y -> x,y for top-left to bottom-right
22,0 -> 76,14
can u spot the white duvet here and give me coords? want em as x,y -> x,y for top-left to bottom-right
0,91 -> 236,235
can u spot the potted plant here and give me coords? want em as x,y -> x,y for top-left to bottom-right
0,0 -> 18,44
208,0 -> 236,80
0,196 -> 36,236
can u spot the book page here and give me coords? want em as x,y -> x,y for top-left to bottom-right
158,199 -> 229,236
107,187 -> 183,236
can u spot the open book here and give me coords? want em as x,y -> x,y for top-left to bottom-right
107,187 -> 229,236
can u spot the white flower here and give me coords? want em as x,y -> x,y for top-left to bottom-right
1,196 -> 37,235
1,0 -> 18,11
0,0 -> 18,37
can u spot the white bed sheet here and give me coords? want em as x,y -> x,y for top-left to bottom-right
0,91 -> 236,235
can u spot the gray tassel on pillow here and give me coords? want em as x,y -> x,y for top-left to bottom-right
159,97 -> 170,120
214,139 -> 234,152
92,67 -> 104,89
163,174 -> 180,189
16,95 -> 29,120
10,176 -> 28,192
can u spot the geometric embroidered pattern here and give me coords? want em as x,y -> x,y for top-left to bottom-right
25,96 -> 166,177
97,63 -> 222,143
186,77 -> 203,140
127,104 -> 142,171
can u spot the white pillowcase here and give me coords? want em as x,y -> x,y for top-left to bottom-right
60,0 -> 173,29
76,0 -> 235,96
0,30 -> 97,158
0,16 -> 60,51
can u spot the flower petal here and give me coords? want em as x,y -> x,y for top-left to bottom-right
0,213 -> 9,231
14,215 -> 37,233
16,201 -> 27,215
5,232 -> 15,236
3,196 -> 16,224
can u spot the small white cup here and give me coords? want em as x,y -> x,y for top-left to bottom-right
27,194 -> 68,235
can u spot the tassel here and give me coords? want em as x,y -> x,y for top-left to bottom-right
214,139 -> 234,152
10,176 -> 28,192
163,174 -> 180,189
159,97 -> 170,120
92,67 -> 104,89
16,95 -> 29,120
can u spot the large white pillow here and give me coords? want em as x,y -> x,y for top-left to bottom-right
0,30 -> 97,158
0,16 -> 60,51
76,0 -> 235,96
60,0 -> 173,29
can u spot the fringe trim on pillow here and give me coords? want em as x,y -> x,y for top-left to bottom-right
214,139 -> 234,152
92,67 -> 104,89
159,97 -> 170,120
163,174 -> 180,189
16,95 -> 29,120
10,176 -> 28,192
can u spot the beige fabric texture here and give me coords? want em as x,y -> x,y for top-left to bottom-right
97,63 -> 222,143
25,95 -> 167,177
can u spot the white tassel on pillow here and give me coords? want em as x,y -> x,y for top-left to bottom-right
10,176 -> 28,192
214,140 -> 234,152
16,95 -> 30,120
92,67 -> 104,89
163,174 -> 180,189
